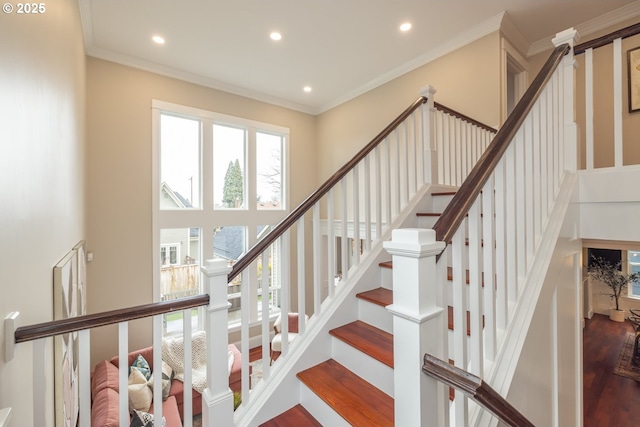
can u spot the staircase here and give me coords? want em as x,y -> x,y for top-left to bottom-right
260,190 -> 463,426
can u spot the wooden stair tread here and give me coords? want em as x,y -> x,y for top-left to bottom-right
297,359 -> 394,427
416,212 -> 442,216
431,191 -> 457,196
258,404 -> 322,427
379,261 -> 393,269
356,287 -> 393,307
330,320 -> 394,368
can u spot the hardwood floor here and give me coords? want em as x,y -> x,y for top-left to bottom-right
584,313 -> 640,427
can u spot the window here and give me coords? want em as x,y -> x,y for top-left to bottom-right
160,244 -> 180,266
630,251 -> 640,298
152,101 -> 289,336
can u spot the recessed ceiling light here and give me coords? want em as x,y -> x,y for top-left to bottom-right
270,32 -> 282,41
400,22 -> 412,32
152,35 -> 165,44
303,86 -> 312,93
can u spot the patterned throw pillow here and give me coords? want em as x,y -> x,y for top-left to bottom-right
147,361 -> 174,400
129,409 -> 166,427
130,354 -> 151,380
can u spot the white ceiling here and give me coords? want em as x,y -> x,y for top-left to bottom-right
80,0 -> 640,114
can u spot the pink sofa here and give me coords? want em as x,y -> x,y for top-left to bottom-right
91,343 -> 243,425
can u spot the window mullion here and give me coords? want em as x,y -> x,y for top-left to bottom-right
247,127 -> 257,212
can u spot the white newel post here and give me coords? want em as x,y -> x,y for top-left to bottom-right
383,229 -> 446,427
201,259 -> 234,427
552,28 -> 580,173
420,85 -> 439,184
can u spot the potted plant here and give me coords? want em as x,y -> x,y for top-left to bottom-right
588,255 -> 640,322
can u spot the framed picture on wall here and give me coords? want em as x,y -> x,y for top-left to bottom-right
628,46 -> 640,112
53,241 -> 86,427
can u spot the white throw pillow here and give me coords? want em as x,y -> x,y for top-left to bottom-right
128,368 -> 152,412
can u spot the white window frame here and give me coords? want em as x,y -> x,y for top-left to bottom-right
151,100 -> 290,333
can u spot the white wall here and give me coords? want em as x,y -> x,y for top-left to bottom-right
316,32 -> 501,183
0,1 -> 86,425
506,201 -> 582,426
578,166 -> 640,242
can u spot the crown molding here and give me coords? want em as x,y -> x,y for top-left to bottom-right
317,13 -> 505,113
499,12 -> 530,58
85,46 -> 318,115
78,0 -> 94,52
528,1 -> 640,56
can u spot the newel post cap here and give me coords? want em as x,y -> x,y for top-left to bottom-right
419,85 -> 437,99
553,28 -> 580,48
201,258 -> 232,277
383,228 -> 445,258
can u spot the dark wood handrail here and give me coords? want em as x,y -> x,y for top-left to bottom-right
435,102 -> 497,134
574,22 -> 640,55
14,295 -> 209,343
423,353 -> 535,427
228,96 -> 428,281
432,43 -> 570,247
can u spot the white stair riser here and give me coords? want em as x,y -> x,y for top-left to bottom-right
331,337 -> 394,397
431,194 -> 456,212
300,382 -> 351,427
358,299 -> 393,334
380,265 -> 393,289
416,215 -> 439,229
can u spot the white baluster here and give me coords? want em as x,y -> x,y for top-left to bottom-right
352,164 -> 360,267
585,48 -> 594,170
482,176 -> 497,361
327,190 -> 335,297
364,155 -> 372,252
614,37 -> 623,168
153,314 -> 165,424
420,85 -> 438,185
78,330 -> 90,427
313,202 -> 322,313
297,217 -> 306,332
182,310 -> 193,426
375,146 -> 382,240
451,227 -> 468,426
468,200 -> 483,377
494,158 -> 507,331
261,250 -> 271,380
118,323 -> 129,427
341,179 -> 348,281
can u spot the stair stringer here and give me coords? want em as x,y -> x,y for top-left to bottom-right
236,182 -> 453,426
472,173 -> 579,427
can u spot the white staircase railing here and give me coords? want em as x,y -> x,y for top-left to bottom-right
386,28 -> 579,426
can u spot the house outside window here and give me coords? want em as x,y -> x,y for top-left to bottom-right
152,100 -> 289,336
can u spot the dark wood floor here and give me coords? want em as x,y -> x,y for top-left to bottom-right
584,313 -> 640,427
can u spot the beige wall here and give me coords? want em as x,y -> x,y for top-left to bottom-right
528,19 -> 640,169
316,32 -> 501,182
85,58 -> 318,364
0,0 -> 86,424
